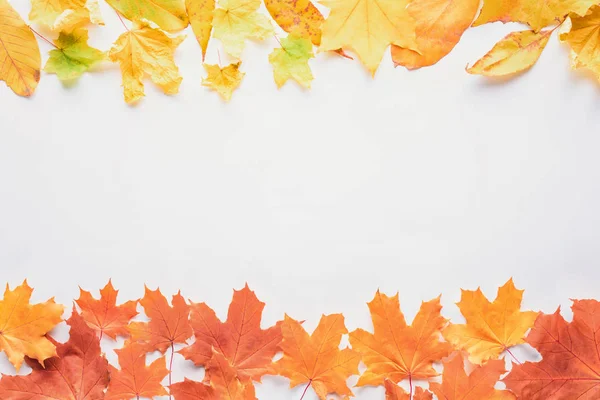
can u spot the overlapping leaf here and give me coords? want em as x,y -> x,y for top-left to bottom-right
105,0 -> 189,31
385,380 -> 433,400
29,0 -> 103,31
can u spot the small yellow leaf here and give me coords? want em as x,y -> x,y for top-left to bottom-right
105,0 -> 189,32
467,30 -> 552,77
202,62 -> 244,101
109,21 -> 184,104
186,0 -> 215,60
0,0 -> 41,97
29,0 -> 103,31
212,0 -> 273,59
560,6 -> 600,79
264,0 -> 323,46
269,35 -> 314,88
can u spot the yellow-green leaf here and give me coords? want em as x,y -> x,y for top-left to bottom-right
186,0 -> 215,60
105,0 -> 189,32
269,35 -> 314,88
202,62 -> 244,101
467,30 -> 552,77
0,0 -> 41,97
45,28 -> 105,82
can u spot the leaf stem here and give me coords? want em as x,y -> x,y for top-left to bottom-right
299,379 -> 312,400
409,374 -> 413,399
115,11 -> 130,31
505,347 -> 522,365
169,342 -> 175,399
99,330 -> 103,341
29,27 -> 57,49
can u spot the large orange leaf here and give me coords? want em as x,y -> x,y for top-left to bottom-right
430,353 -> 515,399
385,379 -> 433,400
350,291 -> 451,387
106,340 -> 169,399
275,314 -> 360,400
179,284 -> 281,382
0,280 -> 64,371
0,308 -> 109,399
504,300 -> 600,399
127,286 -> 192,353
76,280 -> 138,340
443,279 -> 538,365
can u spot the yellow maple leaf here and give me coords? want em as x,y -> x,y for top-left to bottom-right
443,279 -> 539,365
202,62 -> 245,101
320,0 -> 418,75
105,0 -> 189,32
212,0 -> 273,59
29,0 -> 103,31
474,0 -> 596,31
269,35 -> 314,88
0,281 -> 64,371
467,30 -> 552,77
560,6 -> 600,79
109,21 -> 185,104
0,0 -> 41,97
186,0 -> 216,60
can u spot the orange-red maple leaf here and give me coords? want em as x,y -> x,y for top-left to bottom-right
0,308 -> 109,399
128,286 -> 192,353
385,380 -> 433,400
275,314 -> 360,400
179,284 -> 282,382
106,340 -> 169,399
170,350 -> 257,399
76,279 -> 138,340
504,300 -> 600,399
430,353 -> 515,399
350,291 -> 451,387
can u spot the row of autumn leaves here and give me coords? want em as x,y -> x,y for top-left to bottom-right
0,279 -> 595,400
4,0 -> 600,104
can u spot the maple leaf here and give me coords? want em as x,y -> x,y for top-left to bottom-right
44,28 -> 105,82
0,0 -> 41,97
186,0 -> 215,60
0,280 -> 64,371
349,291 -> 451,387
179,284 -> 281,382
473,0 -> 596,31
319,0 -> 418,75
466,30 -> 552,77
29,0 -> 103,31
105,0 -> 189,32
106,340 -> 169,399
0,308 -> 109,399
430,353 -> 515,400
391,0 -> 480,70
503,300 -> 600,399
264,0 -> 323,45
127,286 -> 192,353
75,279 -> 138,340
212,0 -> 273,59
275,314 -> 360,400
385,380 -> 433,400
108,20 -> 185,104
202,62 -> 245,101
443,279 -> 538,365
269,35 -> 314,88
560,6 -> 600,80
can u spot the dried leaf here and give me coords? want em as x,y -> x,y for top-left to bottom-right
44,28 -> 105,82
201,62 -> 245,101
186,0 -> 215,60
0,281 -> 64,371
443,279 -> 538,364
0,0 -> 41,97
264,0 -> 323,45
0,309 -> 109,399
105,0 -> 189,32
76,279 -> 138,340
29,0 -> 103,31
385,380 -> 433,400
275,314 -> 360,400
350,291 -> 451,386
560,6 -> 600,79
269,35 -> 314,88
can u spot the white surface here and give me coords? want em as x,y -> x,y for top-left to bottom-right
2,1 -> 600,398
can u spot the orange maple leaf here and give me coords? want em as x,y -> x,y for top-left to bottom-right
349,291 -> 451,388
106,340 -> 169,399
443,278 -> 538,365
0,280 -> 64,371
385,380 -> 433,400
430,353 -> 515,399
170,350 -> 256,399
127,286 -> 192,353
76,279 -> 138,340
0,308 -> 109,399
503,300 -> 600,399
275,314 -> 360,400
179,284 -> 282,382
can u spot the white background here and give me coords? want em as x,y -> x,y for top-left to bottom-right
1,1 -> 600,399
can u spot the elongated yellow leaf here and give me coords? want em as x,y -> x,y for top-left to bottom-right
186,0 -> 215,60
0,0 -> 41,97
264,0 -> 323,45
105,0 -> 189,32
560,6 -> 600,78
467,30 -> 552,77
